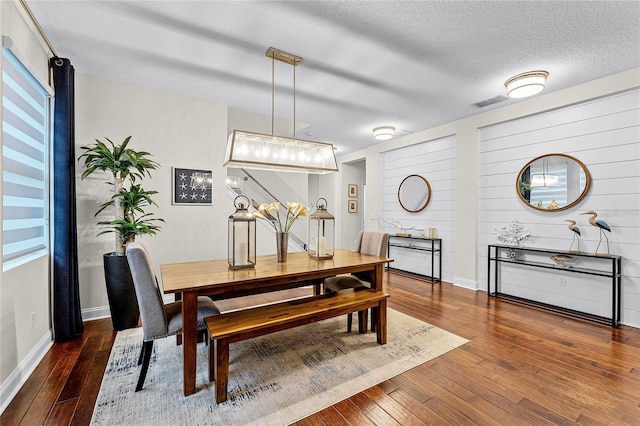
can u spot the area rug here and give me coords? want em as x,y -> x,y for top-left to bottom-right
91,309 -> 467,425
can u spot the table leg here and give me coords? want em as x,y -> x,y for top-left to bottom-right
372,264 -> 383,291
182,291 -> 198,396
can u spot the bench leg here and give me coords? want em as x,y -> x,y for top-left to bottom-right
215,338 -> 230,404
375,299 -> 387,345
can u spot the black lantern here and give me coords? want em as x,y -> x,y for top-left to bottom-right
228,195 -> 256,270
308,197 -> 335,259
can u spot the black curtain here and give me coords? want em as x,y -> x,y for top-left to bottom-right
50,57 -> 84,342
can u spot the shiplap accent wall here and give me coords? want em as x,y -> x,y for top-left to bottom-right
380,136 -> 456,282
477,88 -> 640,327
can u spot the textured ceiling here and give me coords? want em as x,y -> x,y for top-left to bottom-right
26,1 -> 640,155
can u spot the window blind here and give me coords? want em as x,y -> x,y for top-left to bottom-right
2,47 -> 50,268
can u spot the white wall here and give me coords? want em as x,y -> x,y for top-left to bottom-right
379,136 -> 456,282
0,0 -> 54,414
336,68 -> 639,302
477,88 -> 640,326
340,161 -> 365,249
75,74 -> 230,317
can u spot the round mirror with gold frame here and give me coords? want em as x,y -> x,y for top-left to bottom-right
398,174 -> 431,213
516,153 -> 591,212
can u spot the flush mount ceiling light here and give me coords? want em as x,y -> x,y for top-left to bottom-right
224,47 -> 338,174
504,70 -> 549,99
373,126 -> 395,140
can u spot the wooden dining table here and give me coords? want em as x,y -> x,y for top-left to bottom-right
160,248 -> 391,396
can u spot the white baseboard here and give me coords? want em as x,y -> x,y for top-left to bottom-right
453,277 -> 480,290
81,296 -> 175,323
81,305 -> 111,322
0,330 -> 53,415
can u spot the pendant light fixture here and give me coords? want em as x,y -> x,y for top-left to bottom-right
530,173 -> 560,188
224,48 -> 339,174
530,157 -> 559,188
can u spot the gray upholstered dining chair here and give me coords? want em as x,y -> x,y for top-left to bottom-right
126,242 -> 220,392
323,231 -> 389,332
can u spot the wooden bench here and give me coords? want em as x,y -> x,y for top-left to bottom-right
205,289 -> 389,403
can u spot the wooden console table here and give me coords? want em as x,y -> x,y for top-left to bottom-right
487,245 -> 622,327
386,235 -> 441,282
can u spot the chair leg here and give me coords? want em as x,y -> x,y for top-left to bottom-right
376,299 -> 387,345
137,340 -> 145,365
347,313 -> 353,332
358,309 -> 369,334
136,341 -> 154,392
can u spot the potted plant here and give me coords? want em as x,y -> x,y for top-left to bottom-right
79,136 -> 163,330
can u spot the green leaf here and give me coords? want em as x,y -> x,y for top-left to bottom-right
78,136 -> 163,250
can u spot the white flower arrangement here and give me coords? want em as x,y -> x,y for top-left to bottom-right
252,202 -> 308,233
495,220 -> 531,247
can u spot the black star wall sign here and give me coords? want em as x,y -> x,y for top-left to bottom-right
172,167 -> 213,205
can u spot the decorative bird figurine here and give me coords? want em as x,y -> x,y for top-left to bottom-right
551,254 -> 573,268
565,219 -> 581,253
580,211 -> 611,255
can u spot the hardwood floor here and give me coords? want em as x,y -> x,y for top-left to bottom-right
2,272 -> 639,425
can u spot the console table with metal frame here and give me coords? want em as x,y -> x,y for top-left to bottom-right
487,244 -> 622,327
386,235 -> 441,282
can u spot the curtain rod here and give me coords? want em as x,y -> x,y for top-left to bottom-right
19,0 -> 57,57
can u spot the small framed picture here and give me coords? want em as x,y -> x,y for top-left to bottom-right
348,200 -> 358,213
173,167 -> 213,205
348,184 -> 358,197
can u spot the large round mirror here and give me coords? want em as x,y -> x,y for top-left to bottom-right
398,174 -> 431,213
516,153 -> 590,212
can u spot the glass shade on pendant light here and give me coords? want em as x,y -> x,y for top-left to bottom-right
308,198 -> 335,259
530,156 -> 560,188
530,173 -> 560,188
373,126 -> 395,140
225,47 -> 339,175
228,195 -> 256,270
224,130 -> 338,174
504,70 -> 549,98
